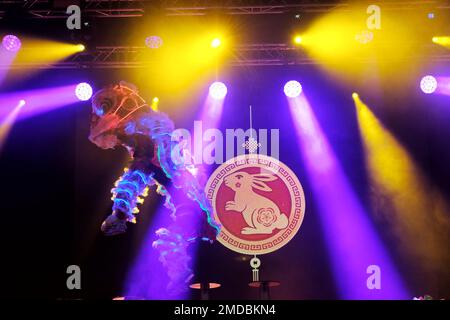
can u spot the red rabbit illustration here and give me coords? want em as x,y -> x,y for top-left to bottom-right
223,171 -> 289,235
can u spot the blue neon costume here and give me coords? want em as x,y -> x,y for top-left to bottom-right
88,82 -> 219,293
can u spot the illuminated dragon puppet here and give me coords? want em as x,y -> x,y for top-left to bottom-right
88,82 -> 220,293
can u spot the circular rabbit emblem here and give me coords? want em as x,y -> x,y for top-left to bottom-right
205,154 -> 305,255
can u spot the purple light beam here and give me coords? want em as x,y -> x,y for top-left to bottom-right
287,93 -> 408,299
435,77 -> 450,96
0,99 -> 25,152
0,84 -> 82,121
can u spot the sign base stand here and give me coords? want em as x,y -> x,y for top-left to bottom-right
248,280 -> 280,300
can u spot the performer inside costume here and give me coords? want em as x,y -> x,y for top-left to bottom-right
88,82 -> 219,293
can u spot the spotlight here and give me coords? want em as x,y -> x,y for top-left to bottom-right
352,92 -> 359,99
2,35 -> 21,52
209,82 -> 227,100
284,80 -> 302,98
293,35 -> 302,45
75,82 -> 93,101
420,75 -> 437,94
151,97 -> 159,111
145,36 -> 163,49
19,99 -> 26,107
76,44 -> 85,52
428,12 -> 435,19
211,38 -> 221,48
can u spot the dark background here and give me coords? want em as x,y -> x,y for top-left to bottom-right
0,1 -> 449,300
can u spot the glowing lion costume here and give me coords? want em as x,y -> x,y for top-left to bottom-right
88,82 -> 219,294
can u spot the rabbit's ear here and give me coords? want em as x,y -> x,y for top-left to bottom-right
252,173 -> 277,182
252,180 -> 273,192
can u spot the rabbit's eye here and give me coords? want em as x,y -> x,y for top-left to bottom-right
236,175 -> 243,179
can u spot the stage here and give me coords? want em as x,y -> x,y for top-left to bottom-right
0,0 -> 449,305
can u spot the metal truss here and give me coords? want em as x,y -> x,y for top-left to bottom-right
232,43 -> 310,66
163,0 -> 345,16
41,0 -> 145,19
162,0 -> 450,15
3,44 -> 450,69
1,1 -> 447,19
0,0 -> 146,19
2,44 -> 302,69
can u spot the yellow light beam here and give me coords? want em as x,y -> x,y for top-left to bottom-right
151,97 -> 159,111
126,14 -> 232,98
300,5 -> 430,80
354,95 -> 450,274
14,39 -> 85,65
